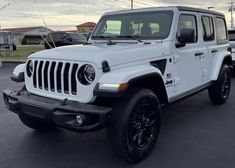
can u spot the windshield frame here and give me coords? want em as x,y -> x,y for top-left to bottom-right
91,10 -> 174,41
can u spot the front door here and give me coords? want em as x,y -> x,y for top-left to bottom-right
172,13 -> 205,98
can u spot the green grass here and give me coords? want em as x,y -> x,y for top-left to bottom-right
0,46 -> 45,62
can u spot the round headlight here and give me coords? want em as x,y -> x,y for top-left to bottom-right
29,61 -> 33,73
84,65 -> 95,83
77,64 -> 96,85
26,60 -> 34,77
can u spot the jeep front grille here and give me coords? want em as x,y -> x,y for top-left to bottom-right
32,60 -> 79,95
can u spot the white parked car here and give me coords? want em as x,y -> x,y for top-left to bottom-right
228,29 -> 235,72
3,6 -> 233,162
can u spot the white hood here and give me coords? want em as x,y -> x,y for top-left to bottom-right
29,42 -> 170,68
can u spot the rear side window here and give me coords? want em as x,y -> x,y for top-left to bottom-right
177,14 -> 198,43
201,16 -> 214,41
215,17 -> 228,44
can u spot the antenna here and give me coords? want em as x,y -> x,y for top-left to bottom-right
10,0 -> 53,48
32,0 -> 56,48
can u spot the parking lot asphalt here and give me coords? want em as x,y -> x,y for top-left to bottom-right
0,63 -> 235,168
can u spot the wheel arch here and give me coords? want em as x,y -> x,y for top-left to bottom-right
211,54 -> 232,81
222,55 -> 233,71
94,65 -> 169,105
127,73 -> 169,105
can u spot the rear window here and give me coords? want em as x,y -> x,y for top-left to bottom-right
215,17 -> 228,44
228,30 -> 235,41
47,33 -> 64,40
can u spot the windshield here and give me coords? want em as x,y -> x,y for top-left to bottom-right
92,10 -> 173,40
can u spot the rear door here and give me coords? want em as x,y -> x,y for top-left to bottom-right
199,14 -> 216,83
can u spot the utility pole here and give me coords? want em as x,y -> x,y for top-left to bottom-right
131,0 -> 133,10
229,1 -> 235,29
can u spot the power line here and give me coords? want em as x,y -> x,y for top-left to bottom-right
9,0 -> 53,48
135,1 -> 155,7
9,0 -> 34,25
32,0 -> 46,25
114,0 -> 157,9
114,0 -> 130,6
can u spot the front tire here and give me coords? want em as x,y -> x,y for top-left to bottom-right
208,64 -> 231,104
19,114 -> 55,131
107,88 -> 161,162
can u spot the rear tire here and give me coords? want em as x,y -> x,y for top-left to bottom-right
107,88 -> 161,163
208,64 -> 231,104
233,65 -> 235,77
19,114 -> 55,131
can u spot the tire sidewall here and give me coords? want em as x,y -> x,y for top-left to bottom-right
217,65 -> 231,101
126,92 -> 161,161
108,88 -> 161,162
208,64 -> 231,104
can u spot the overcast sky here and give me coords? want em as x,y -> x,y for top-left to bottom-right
0,0 -> 231,30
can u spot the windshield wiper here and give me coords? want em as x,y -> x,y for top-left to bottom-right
92,35 -> 116,45
117,35 -> 143,43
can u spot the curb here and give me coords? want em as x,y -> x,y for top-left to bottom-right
0,61 -> 24,68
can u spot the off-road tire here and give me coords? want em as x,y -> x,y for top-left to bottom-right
233,66 -> 235,77
107,88 -> 161,163
19,113 -> 55,131
208,64 -> 231,105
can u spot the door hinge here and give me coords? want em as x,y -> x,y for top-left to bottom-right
173,55 -> 180,63
173,77 -> 180,86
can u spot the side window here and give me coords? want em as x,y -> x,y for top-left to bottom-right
215,17 -> 228,44
201,16 -> 214,41
177,14 -> 197,43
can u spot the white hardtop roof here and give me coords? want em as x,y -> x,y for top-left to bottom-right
103,6 -> 224,17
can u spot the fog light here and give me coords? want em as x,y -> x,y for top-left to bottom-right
76,114 -> 85,126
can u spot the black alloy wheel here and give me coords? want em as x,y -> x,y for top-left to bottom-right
108,88 -> 161,163
208,64 -> 231,104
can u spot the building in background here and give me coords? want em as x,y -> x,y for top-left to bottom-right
76,22 -> 96,33
3,26 -> 53,45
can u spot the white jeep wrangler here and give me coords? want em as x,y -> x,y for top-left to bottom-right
3,6 -> 233,162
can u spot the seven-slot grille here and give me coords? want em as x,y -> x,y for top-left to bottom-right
32,60 -> 79,95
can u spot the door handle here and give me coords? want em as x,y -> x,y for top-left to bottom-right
195,51 -> 204,56
211,49 -> 218,53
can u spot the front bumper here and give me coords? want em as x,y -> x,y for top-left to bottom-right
3,88 -> 112,132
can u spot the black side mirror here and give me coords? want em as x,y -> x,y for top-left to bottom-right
179,28 -> 195,43
176,28 -> 195,48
